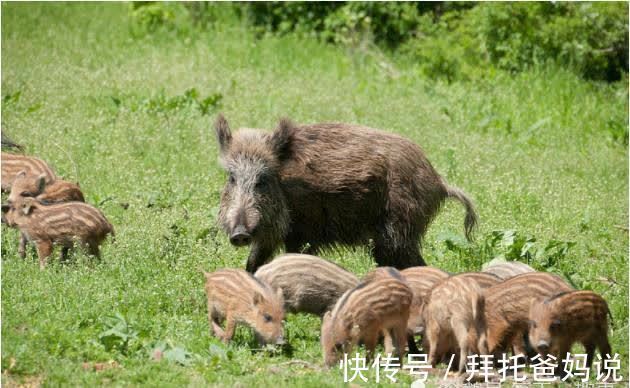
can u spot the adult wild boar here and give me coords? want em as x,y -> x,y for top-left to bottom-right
215,115 -> 478,272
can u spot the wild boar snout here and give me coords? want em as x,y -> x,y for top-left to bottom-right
230,225 -> 252,246
536,340 -> 550,354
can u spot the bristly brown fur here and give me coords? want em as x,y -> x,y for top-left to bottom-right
214,115 -> 479,273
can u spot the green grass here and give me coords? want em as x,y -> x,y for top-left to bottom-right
1,3 -> 628,386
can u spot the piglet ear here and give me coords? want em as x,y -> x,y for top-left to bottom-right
36,174 -> 47,194
215,114 -> 232,154
22,198 -> 34,215
268,118 -> 294,160
252,291 -> 264,306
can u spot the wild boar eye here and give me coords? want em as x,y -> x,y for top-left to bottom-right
228,173 -> 236,185
263,313 -> 272,323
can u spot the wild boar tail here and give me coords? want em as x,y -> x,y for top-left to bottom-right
445,184 -> 478,241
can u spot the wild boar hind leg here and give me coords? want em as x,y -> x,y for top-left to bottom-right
373,232 -> 425,268
18,232 -> 28,258
35,240 -> 54,269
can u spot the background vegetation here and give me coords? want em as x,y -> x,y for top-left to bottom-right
1,2 -> 628,386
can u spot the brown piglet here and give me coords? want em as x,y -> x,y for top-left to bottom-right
8,171 -> 84,205
6,171 -> 85,258
254,253 -> 358,316
1,152 -> 56,192
528,290 -> 612,376
321,275 -> 412,367
400,266 -> 450,353
423,275 -> 488,374
484,272 -> 573,358
2,197 -> 114,268
204,269 -> 285,345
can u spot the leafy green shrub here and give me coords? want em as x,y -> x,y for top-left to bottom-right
476,2 -> 628,81
438,229 -> 577,273
321,3 -> 424,47
128,2 -> 628,82
129,2 -> 191,37
109,88 -> 223,117
243,2 -> 343,37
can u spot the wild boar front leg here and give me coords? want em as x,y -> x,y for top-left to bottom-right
18,232 -> 28,258
426,325 -> 442,368
245,243 -> 274,273
35,240 -> 53,269
207,306 -> 225,339
453,322 -> 470,374
362,332 -> 379,365
87,241 -> 101,259
222,314 -> 236,343
382,329 -> 394,356
393,323 -> 408,365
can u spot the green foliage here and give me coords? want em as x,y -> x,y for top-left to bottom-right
98,313 -> 140,354
128,2 -> 191,37
238,2 -> 629,82
109,88 -> 223,117
244,2 -> 343,37
438,229 -> 577,273
475,3 -> 629,81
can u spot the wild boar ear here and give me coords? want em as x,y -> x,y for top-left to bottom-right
322,311 -> 332,323
215,114 -> 232,154
252,291 -> 264,306
36,174 -> 47,194
13,170 -> 26,182
269,118 -> 294,160
22,199 -> 34,215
